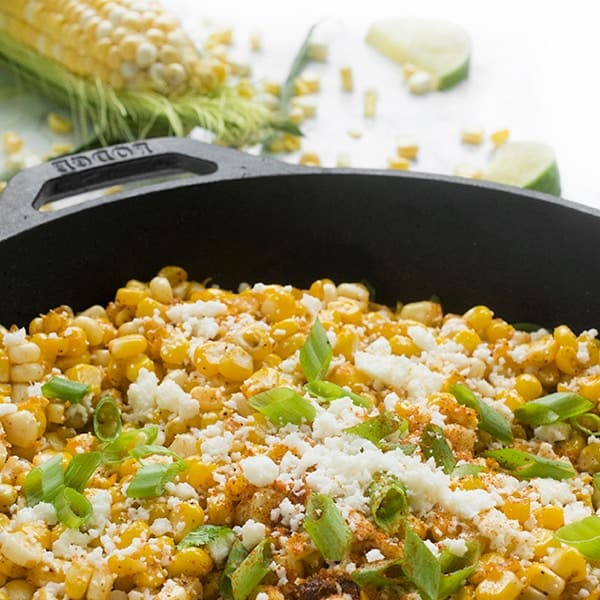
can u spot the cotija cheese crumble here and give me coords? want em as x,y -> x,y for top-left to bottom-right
0,266 -> 599,600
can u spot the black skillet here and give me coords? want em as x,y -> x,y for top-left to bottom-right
0,137 -> 598,330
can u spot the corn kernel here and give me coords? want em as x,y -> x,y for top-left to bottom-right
249,30 -> 261,51
336,152 -> 351,167
396,137 -> 419,160
402,63 -> 418,80
475,571 -> 523,600
490,128 -> 510,147
308,42 -> 328,62
454,164 -> 484,179
556,345 -> 578,375
218,346 -> 254,381
193,341 -> 226,378
580,376 -> 600,402
340,65 -> 353,91
544,546 -> 586,583
515,374 -> 543,401
2,131 -> 23,155
125,354 -> 155,381
65,561 -> 93,599
502,499 -> 531,524
363,88 -> 378,118
461,126 -> 484,145
167,546 -> 214,578
47,112 -> 72,134
109,334 -> 148,359
407,70 -> 434,94
526,563 -> 565,599
485,320 -> 512,342
454,329 -> 481,353
535,506 -> 564,530
299,152 -> 321,167
387,156 -> 410,170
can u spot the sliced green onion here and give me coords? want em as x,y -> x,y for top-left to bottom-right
299,318 -> 332,382
129,445 -> 186,466
177,525 -> 234,551
555,516 -> 600,559
438,564 -> 477,599
593,473 -> 600,492
24,454 -> 64,506
351,559 -> 407,587
514,392 -> 593,427
101,424 -> 159,464
452,464 -> 485,478
398,443 -> 417,456
420,424 -> 456,475
304,493 -> 353,562
41,376 -> 90,403
437,541 -> 480,599
220,541 -> 249,600
93,396 -> 122,442
402,523 -> 441,600
64,452 -> 102,492
512,322 -> 544,332
248,387 -> 316,426
344,412 -> 408,448
125,461 -> 187,498
368,472 -> 408,534
451,383 -> 513,444
54,486 -> 93,529
570,413 -> 600,435
304,380 -> 371,408
485,448 -> 575,480
229,539 -> 271,600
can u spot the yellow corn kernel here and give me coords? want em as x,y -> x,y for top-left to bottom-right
578,443 -> 600,473
182,458 -> 215,491
116,287 -> 147,306
71,316 -> 104,347
544,546 -> 586,583
475,571 -> 523,600
2,131 -> 23,155
47,112 -> 72,134
490,128 -> 510,147
553,325 -> 577,349
396,137 -> 419,160
0,350 -> 9,383
497,388 -> 523,411
454,329 -> 481,353
109,334 -> 148,359
118,521 -> 150,549
193,341 -> 226,378
400,301 -> 442,326
107,554 -> 145,577
335,328 -> 359,361
535,506 -> 564,530
271,319 -> 300,341
275,332 -> 305,359
402,63 -> 418,80
218,346 -> 254,382
299,152 -> 321,167
329,298 -> 363,325
65,364 -> 103,395
65,561 -> 93,600
125,354 -> 155,382
160,333 -> 190,365
525,563 -> 565,599
261,290 -> 302,323
515,374 -> 542,401
135,296 -> 166,318
461,127 -> 484,145
172,503 -> 206,541
363,88 -> 378,118
555,345 -> 577,375
294,74 -> 320,95
249,30 -> 261,51
519,588 -> 548,600
167,546 -> 214,578
236,326 -> 272,361
580,376 -> 600,402
340,65 -> 353,91
387,156 -> 410,170
4,580 -> 35,599
389,334 -> 420,357
485,320 -> 512,342
502,499 -> 530,524
1,408 -> 45,448
464,306 -> 494,330
347,128 -> 362,139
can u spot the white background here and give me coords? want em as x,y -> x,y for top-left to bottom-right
2,1 -> 599,208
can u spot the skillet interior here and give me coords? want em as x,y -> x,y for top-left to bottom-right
0,166 -> 598,331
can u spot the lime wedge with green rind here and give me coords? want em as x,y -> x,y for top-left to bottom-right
485,142 -> 561,196
366,18 -> 470,90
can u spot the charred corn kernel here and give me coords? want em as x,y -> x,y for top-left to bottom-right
149,276 -> 173,304
535,506 -> 564,530
167,546 -> 213,578
485,320 -> 512,342
396,137 -> 419,160
502,499 -> 531,524
363,88 -> 378,117
1,409 -> 44,448
340,65 -> 353,91
136,297 -> 166,318
475,571 -> 523,600
116,287 -> 147,306
2,131 -> 23,155
47,112 -> 72,134
193,342 -> 226,378
387,156 -> 410,170
515,374 -> 543,401
556,345 -> 578,375
109,334 -> 148,359
454,164 -> 484,179
544,547 -> 586,583
455,329 -> 481,353
125,354 -> 155,382
183,458 -> 215,490
407,70 -> 434,94
461,126 -> 484,145
400,301 -> 442,326
218,346 -> 254,381
336,152 -> 351,167
65,561 -> 93,599
490,128 -> 510,147
553,325 -> 577,349
526,563 -> 565,598
299,152 -> 321,167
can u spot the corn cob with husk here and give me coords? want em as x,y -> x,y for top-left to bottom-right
0,1 -> 296,146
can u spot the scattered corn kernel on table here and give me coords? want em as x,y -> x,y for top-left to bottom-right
1,0 -> 597,207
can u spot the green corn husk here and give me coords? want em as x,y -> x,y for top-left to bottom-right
0,30 -> 298,148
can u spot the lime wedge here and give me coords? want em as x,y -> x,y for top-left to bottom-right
366,18 -> 470,90
485,142 -> 561,196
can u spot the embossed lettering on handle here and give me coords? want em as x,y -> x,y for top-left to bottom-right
51,141 -> 154,174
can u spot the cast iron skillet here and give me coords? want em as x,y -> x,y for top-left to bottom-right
0,137 -> 598,330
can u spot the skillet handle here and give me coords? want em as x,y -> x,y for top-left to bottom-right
0,136 -> 296,220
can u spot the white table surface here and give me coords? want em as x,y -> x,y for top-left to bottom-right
2,1 -> 599,209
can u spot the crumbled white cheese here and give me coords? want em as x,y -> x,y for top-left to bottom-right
240,455 -> 278,486
408,325 -> 437,350
240,519 -> 267,550
534,423 -> 571,443
86,490 -> 112,532
301,293 -> 322,318
312,397 -> 365,440
441,537 -> 468,557
365,548 -> 385,562
127,368 -> 159,421
52,529 -> 91,559
271,498 -> 305,532
166,300 -> 227,321
150,518 -> 172,536
0,404 -> 17,417
15,502 -> 57,525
